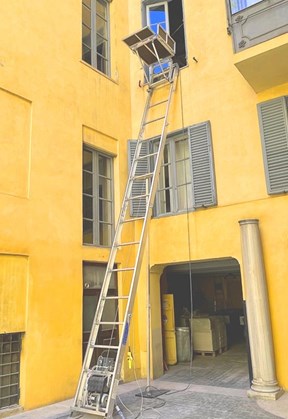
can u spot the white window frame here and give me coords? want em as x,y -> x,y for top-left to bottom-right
146,2 -> 170,33
83,145 -> 114,246
82,0 -> 110,76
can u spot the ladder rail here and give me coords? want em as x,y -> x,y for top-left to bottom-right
103,66 -> 179,418
72,63 -> 179,419
72,83 -> 154,411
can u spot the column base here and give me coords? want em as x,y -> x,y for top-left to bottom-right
248,388 -> 284,400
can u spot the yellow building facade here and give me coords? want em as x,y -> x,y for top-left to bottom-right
0,0 -> 287,414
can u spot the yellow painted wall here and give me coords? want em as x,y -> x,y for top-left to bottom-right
0,0 -> 131,410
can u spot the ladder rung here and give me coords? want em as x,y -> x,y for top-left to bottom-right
144,116 -> 165,125
132,172 -> 154,181
111,267 -> 135,272
136,152 -> 158,160
127,193 -> 148,201
103,295 -> 129,300
98,321 -> 124,325
149,99 -> 168,108
91,344 -> 119,350
116,241 -> 140,247
123,217 -> 145,223
72,406 -> 106,417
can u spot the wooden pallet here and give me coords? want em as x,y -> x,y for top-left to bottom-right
194,346 -> 228,357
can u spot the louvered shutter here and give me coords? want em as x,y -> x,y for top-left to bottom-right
188,121 -> 217,208
258,97 -> 288,194
128,140 -> 149,217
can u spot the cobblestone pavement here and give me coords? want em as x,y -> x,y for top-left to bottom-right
7,344 -> 288,419
7,381 -> 287,419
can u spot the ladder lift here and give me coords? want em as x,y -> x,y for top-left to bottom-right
71,25 -> 179,419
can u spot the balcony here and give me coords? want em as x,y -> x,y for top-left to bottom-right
233,33 -> 288,92
228,0 -> 288,52
227,0 -> 288,92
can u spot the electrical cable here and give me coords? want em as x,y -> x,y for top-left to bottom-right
179,70 -> 194,372
134,397 -> 166,419
116,394 -> 134,416
164,382 -> 191,396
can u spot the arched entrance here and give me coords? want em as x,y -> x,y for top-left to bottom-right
157,257 -> 252,390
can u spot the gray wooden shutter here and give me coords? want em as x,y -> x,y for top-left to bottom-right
128,140 -> 149,217
258,97 -> 288,194
188,121 -> 217,208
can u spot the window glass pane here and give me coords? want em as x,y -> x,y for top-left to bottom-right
83,263 -> 116,289
96,36 -> 107,58
99,199 -> 112,222
83,172 -> 93,195
83,220 -> 93,244
175,138 -> 188,160
83,295 -> 99,332
98,155 -> 111,177
96,0 -> 107,19
82,24 -> 91,48
102,299 -> 118,329
82,46 -> 92,64
82,3 -> 91,28
158,189 -> 171,213
83,195 -> 93,219
230,0 -> 263,14
99,177 -> 111,199
99,223 -> 112,246
97,56 -> 108,74
176,158 -> 191,186
83,149 -> 93,171
148,5 -> 167,32
83,0 -> 91,8
177,184 -> 192,210
96,15 -> 107,38
83,264 -> 105,288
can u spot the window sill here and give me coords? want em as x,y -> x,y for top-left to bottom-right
80,60 -> 119,85
83,243 -> 112,249
0,405 -> 23,418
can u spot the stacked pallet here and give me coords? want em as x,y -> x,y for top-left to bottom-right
191,316 -> 227,356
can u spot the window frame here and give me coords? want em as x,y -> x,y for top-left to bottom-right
142,0 -> 187,69
82,0 -> 111,76
0,333 -> 21,409
128,122 -> 217,218
82,145 -> 114,247
146,2 -> 170,33
152,132 -> 193,216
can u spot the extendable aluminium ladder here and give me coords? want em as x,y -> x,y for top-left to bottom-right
71,26 -> 178,419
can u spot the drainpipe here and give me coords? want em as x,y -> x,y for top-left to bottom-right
239,219 -> 283,400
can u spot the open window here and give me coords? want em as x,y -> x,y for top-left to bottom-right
144,0 -> 187,68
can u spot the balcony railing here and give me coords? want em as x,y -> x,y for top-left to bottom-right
227,0 -> 288,52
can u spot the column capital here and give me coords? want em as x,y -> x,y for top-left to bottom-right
239,219 -> 259,226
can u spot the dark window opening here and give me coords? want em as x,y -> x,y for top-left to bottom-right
145,0 -> 187,68
168,0 -> 186,68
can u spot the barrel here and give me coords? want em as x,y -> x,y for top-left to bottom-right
176,327 -> 191,362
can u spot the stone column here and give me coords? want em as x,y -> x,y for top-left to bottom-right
239,219 -> 283,400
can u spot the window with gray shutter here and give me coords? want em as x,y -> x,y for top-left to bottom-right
258,97 -> 288,194
128,122 -> 217,218
188,121 -> 217,208
128,141 -> 149,217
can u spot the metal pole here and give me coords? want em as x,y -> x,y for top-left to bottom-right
146,179 -> 151,390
